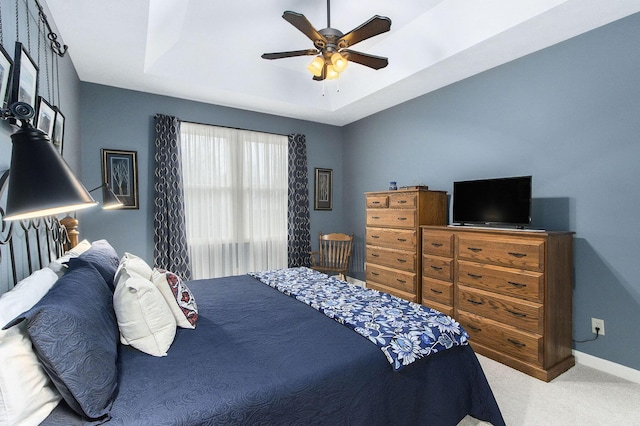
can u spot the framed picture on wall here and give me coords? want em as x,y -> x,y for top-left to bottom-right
11,42 -> 38,108
35,96 -> 56,138
101,149 -> 139,209
0,44 -> 13,108
314,168 -> 333,210
52,107 -> 65,154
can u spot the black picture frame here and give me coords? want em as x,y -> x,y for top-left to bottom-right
314,168 -> 333,210
0,44 -> 13,108
11,42 -> 38,108
101,149 -> 139,209
35,96 -> 56,138
52,107 -> 65,155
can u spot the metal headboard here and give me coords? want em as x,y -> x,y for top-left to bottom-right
0,169 -> 69,292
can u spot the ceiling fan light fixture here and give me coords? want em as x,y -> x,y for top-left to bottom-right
331,52 -> 348,73
326,64 -> 340,80
307,56 -> 325,77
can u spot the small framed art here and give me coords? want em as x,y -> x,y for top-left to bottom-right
35,96 -> 56,138
101,149 -> 139,209
52,108 -> 65,154
0,44 -> 13,108
11,42 -> 38,108
314,167 -> 333,210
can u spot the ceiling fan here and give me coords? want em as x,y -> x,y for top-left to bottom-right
261,0 -> 391,81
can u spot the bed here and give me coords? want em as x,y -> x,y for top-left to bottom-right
0,213 -> 504,425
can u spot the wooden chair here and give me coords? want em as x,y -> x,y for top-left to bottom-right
310,232 -> 354,281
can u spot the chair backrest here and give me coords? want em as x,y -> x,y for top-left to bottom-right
318,232 -> 354,269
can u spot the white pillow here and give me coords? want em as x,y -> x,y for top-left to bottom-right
0,325 -> 62,426
113,268 -> 176,356
151,268 -> 198,329
48,239 -> 92,277
0,267 -> 59,327
115,252 -> 153,283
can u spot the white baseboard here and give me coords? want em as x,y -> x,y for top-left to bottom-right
573,350 -> 640,384
345,276 -> 366,287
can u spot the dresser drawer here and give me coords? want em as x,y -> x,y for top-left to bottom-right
423,300 -> 454,317
367,281 -> 417,303
458,286 -> 543,334
366,195 -> 389,208
457,236 -> 544,271
388,193 -> 417,209
367,246 -> 416,272
366,264 -> 416,295
458,260 -> 543,302
422,255 -> 453,282
422,277 -> 453,306
422,230 -> 454,257
458,311 -> 542,365
366,209 -> 416,228
366,227 -> 416,251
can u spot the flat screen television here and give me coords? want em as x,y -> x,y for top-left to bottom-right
452,176 -> 532,228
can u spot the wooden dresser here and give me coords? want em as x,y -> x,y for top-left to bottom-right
422,225 -> 575,381
365,189 -> 447,303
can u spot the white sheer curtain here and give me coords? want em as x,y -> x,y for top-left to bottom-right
180,122 -> 288,279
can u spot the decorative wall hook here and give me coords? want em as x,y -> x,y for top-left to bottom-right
34,0 -> 67,57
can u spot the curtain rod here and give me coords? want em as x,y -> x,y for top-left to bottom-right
180,119 -> 290,138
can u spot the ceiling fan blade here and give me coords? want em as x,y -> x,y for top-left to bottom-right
283,11 -> 327,46
261,49 -> 319,60
342,50 -> 389,70
339,15 -> 391,48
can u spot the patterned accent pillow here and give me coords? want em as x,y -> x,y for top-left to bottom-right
151,269 -> 198,329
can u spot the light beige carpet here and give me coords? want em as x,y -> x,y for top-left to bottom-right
459,354 -> 640,426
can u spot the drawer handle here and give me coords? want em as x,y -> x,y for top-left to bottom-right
371,235 -> 380,239
430,266 -> 443,271
397,279 -> 407,284
371,201 -> 381,204
467,247 -> 483,253
371,253 -> 380,257
467,299 -> 484,305
507,281 -> 527,288
430,289 -> 443,294
397,259 -> 407,263
397,238 -> 407,242
397,200 -> 407,204
467,273 -> 482,279
431,242 -> 443,247
506,309 -> 527,318
507,338 -> 526,348
371,272 -> 380,276
467,325 -> 482,332
508,252 -> 527,258
397,217 -> 407,221
372,216 -> 380,219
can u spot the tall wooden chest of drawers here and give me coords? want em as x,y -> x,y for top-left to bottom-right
365,189 -> 447,303
422,226 -> 575,381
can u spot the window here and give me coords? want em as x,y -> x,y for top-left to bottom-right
180,122 -> 288,278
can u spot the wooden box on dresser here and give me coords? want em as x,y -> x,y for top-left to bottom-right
421,226 -> 575,381
365,189 -> 447,303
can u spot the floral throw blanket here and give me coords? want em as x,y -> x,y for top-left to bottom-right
249,267 -> 469,371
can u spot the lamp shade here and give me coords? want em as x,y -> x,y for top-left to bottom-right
4,126 -> 97,221
99,184 -> 123,210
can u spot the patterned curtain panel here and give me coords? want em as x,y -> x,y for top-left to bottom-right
153,114 -> 192,280
287,134 -> 312,267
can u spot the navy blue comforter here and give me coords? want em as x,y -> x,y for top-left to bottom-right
43,274 -> 504,425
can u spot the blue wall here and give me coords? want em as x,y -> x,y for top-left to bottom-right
343,13 -> 640,371
78,84 -> 344,262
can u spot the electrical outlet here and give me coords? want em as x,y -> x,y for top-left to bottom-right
591,318 -> 605,336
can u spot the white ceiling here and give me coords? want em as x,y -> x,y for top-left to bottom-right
44,0 -> 640,126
